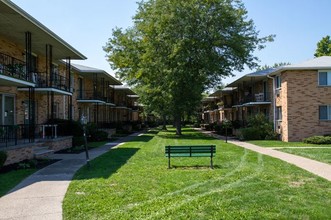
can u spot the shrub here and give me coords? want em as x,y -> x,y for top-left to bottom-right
303,136 -> 331,144
72,136 -> 85,147
0,151 -> 7,168
47,119 -> 83,137
89,130 -> 108,142
238,114 -> 277,140
239,127 -> 264,140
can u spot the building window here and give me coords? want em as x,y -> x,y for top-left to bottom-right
319,105 -> 331,120
276,106 -> 282,121
318,71 -> 331,86
275,75 -> 281,89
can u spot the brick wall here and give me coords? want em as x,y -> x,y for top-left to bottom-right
280,70 -> 331,141
45,136 -> 73,151
3,145 -> 34,166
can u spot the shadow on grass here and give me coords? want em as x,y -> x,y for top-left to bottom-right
74,147 -> 140,180
157,133 -> 214,140
125,135 -> 154,143
169,165 -> 222,170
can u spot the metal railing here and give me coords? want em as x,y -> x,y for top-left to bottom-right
34,72 -> 71,92
0,52 -> 31,82
238,92 -> 271,104
77,90 -> 106,101
0,124 -> 59,149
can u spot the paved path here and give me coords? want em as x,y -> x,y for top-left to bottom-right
199,130 -> 331,181
0,132 -> 143,220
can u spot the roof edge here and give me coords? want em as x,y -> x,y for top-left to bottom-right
2,0 -> 87,60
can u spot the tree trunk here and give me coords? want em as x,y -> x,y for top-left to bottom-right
175,114 -> 182,135
162,115 -> 167,130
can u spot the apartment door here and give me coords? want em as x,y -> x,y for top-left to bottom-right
2,95 -> 15,125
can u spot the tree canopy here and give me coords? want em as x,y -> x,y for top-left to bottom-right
314,35 -> 331,57
104,0 -> 274,134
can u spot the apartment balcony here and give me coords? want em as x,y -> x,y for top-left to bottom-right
77,90 -> 106,104
233,92 -> 271,107
0,52 -> 34,87
0,124 -> 60,149
35,72 -> 71,92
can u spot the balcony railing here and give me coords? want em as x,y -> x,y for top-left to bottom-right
0,52 -> 32,82
241,92 -> 271,104
0,124 -> 60,149
77,90 -> 106,101
34,72 -> 72,92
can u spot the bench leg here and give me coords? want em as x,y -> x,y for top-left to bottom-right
168,157 -> 170,169
211,157 -> 213,169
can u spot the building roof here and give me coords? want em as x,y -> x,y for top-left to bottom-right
279,56 -> 331,71
112,85 -> 136,95
0,0 -> 86,60
71,63 -> 122,85
227,68 -> 277,87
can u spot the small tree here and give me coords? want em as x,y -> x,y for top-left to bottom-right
314,35 -> 331,57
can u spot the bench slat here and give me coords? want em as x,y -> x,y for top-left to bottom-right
165,145 -> 216,168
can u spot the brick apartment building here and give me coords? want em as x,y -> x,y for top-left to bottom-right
0,1 -> 141,165
204,56 -> 331,142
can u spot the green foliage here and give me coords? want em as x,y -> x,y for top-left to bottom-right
239,127 -> 263,140
314,35 -> 331,57
239,114 -> 277,140
72,136 -> 85,147
0,151 -> 7,168
47,119 -> 83,137
104,0 -> 274,135
85,123 -> 108,142
303,136 -> 331,144
214,120 -> 232,135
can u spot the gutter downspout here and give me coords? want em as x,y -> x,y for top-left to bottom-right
267,75 -> 276,131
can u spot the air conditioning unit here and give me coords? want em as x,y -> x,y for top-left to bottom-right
276,120 -> 282,132
275,89 -> 281,96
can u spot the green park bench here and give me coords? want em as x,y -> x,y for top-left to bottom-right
165,145 -> 216,169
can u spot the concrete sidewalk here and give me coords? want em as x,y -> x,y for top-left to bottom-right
0,132 -> 143,220
200,130 -> 331,181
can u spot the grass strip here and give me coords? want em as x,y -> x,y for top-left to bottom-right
63,128 -> 331,219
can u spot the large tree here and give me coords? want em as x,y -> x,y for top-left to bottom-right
314,35 -> 331,57
104,0 -> 273,135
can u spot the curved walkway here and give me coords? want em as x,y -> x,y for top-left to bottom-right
200,130 -> 331,181
0,132 -> 143,220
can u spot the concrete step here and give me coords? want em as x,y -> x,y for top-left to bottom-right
33,147 -> 55,159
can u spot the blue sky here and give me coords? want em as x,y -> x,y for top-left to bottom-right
11,0 -> 331,86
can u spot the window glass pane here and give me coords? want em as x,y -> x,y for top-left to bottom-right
319,72 -> 327,85
319,106 -> 328,120
276,106 -> 282,120
275,76 -> 281,88
328,72 -> 331,85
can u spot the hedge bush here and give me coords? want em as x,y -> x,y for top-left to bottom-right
238,114 -> 278,140
303,136 -> 331,144
0,151 -> 7,168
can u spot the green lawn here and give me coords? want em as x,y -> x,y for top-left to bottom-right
63,128 -> 331,219
279,148 -> 331,165
0,169 -> 36,197
248,140 -> 331,148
